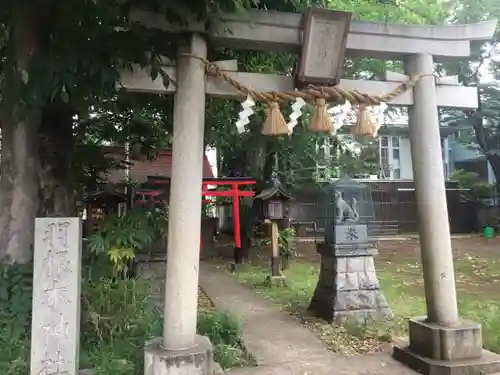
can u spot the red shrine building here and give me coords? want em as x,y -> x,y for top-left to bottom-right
105,147 -> 215,188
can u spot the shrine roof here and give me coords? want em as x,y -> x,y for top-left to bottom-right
104,147 -> 215,183
147,176 -> 256,184
83,189 -> 127,204
254,184 -> 294,201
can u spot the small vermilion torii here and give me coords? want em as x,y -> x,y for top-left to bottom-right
136,176 -> 256,252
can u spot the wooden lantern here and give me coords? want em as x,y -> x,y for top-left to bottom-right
254,182 -> 294,221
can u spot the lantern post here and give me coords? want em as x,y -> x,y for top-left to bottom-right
254,174 -> 294,283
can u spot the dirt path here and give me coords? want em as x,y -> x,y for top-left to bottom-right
199,262 -> 418,375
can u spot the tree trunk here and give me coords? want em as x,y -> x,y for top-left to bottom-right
38,103 -> 76,217
0,7 -> 46,263
0,120 -> 40,263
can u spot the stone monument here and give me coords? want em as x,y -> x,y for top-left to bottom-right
309,177 -> 391,323
31,218 -> 82,375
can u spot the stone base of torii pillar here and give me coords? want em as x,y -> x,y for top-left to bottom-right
393,321 -> 500,375
144,336 -> 220,375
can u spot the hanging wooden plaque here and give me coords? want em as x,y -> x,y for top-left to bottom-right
298,8 -> 352,86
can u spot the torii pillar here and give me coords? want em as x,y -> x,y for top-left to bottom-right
393,53 -> 500,375
143,33 -> 215,375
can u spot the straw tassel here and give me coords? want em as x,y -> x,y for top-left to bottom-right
352,105 -> 379,137
308,98 -> 333,133
261,101 -> 289,136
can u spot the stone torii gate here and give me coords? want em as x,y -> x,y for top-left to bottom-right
127,8 -> 499,375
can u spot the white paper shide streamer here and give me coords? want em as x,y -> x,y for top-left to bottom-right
235,95 -> 256,134
327,100 -> 351,133
287,97 -> 306,135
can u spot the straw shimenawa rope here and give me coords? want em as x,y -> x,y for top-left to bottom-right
180,54 -> 424,136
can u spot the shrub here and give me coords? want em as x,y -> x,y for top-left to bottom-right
80,278 -> 162,374
81,278 -> 161,344
197,310 -> 241,347
197,311 -> 250,369
0,263 -> 33,375
262,227 -> 297,258
87,204 -> 168,276
0,263 -> 250,374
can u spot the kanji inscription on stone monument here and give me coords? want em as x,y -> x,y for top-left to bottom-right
345,226 -> 359,241
335,224 -> 368,245
31,218 -> 82,375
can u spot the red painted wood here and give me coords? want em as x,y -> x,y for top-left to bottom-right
135,179 -> 256,250
231,184 -> 242,248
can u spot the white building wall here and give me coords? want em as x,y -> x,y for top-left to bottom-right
380,135 -> 451,180
487,162 -> 495,183
205,146 -> 218,178
399,137 -> 414,179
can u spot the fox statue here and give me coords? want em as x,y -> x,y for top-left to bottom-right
335,191 -> 360,224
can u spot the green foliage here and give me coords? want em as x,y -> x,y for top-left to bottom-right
75,92 -> 175,194
0,264 -> 32,375
263,227 -> 297,258
80,280 -> 158,375
81,278 -> 160,345
0,263 -> 250,374
277,227 -> 297,258
197,311 -> 251,368
327,0 -> 448,24
0,263 -> 33,326
205,0 -> 452,187
449,169 -> 496,199
198,311 -> 242,347
87,204 -> 168,275
439,0 -> 500,190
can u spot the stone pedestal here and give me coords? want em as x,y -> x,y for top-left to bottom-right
144,336 -> 215,375
309,225 -> 391,323
393,317 -> 500,375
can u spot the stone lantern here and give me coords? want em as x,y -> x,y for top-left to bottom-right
309,176 -> 391,323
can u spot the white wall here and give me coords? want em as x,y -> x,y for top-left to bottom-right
399,137 -> 414,179
487,162 -> 496,183
205,146 -> 218,178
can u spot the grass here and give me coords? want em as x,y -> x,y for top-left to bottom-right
229,237 -> 500,356
197,289 -> 256,369
0,268 -> 253,375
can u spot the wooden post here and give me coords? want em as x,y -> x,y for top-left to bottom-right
232,183 -> 243,265
264,219 -> 286,287
270,221 -> 280,277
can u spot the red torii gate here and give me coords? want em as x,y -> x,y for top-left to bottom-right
136,177 -> 256,249
201,178 -> 256,248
